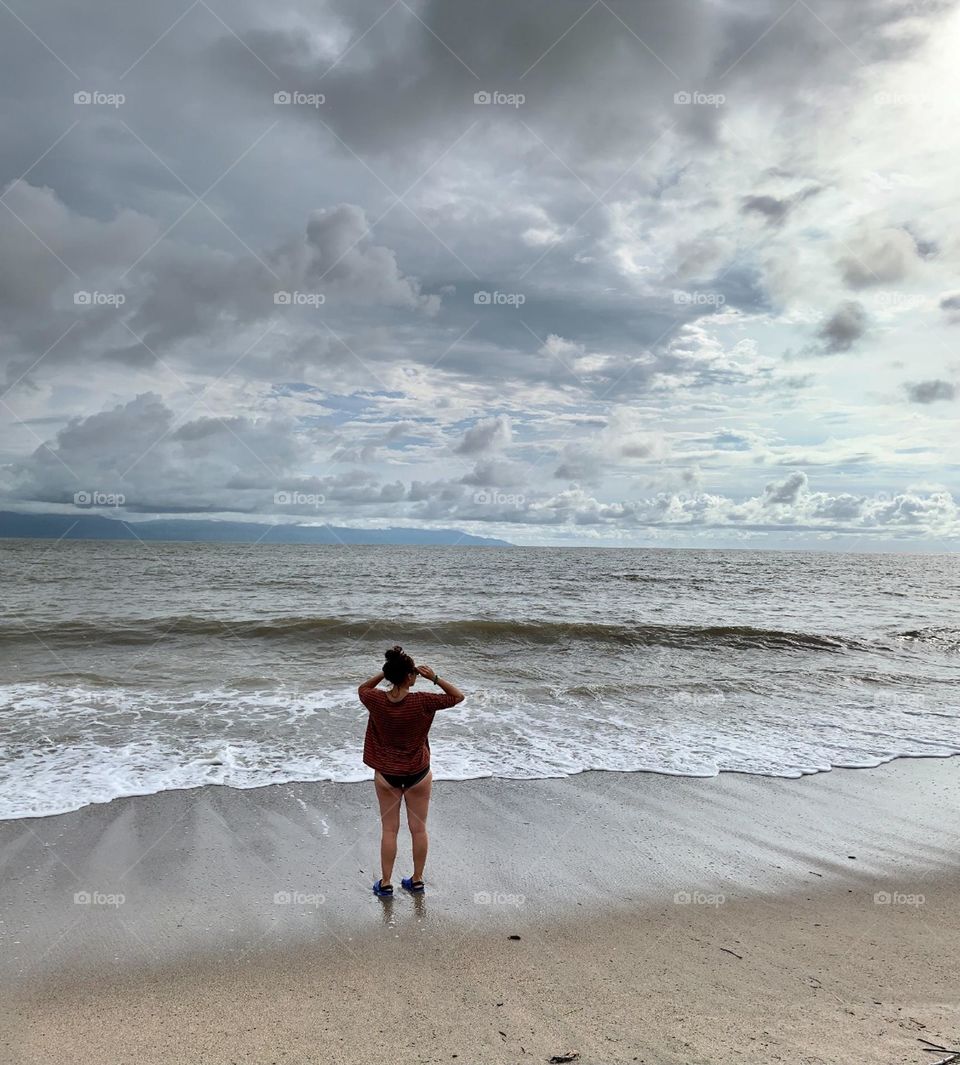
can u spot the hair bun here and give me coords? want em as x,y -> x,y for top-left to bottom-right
382,644 -> 414,684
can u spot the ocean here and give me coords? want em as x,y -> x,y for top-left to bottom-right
1,539 -> 958,820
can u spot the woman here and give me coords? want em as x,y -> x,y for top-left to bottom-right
358,645 -> 465,897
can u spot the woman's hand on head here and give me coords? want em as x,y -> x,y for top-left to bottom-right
416,664 -> 435,679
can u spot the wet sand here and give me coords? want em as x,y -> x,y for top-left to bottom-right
3,758 -> 960,1064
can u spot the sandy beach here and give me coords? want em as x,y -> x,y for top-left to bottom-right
3,758 -> 959,1064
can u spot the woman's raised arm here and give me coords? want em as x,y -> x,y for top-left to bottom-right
359,670 -> 384,695
416,664 -> 464,705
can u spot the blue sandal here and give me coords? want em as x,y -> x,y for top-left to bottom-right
401,877 -> 425,893
373,879 -> 394,897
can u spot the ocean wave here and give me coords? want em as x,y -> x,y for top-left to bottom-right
3,732 -> 959,822
894,626 -> 960,650
0,615 -> 862,653
3,676 -> 959,820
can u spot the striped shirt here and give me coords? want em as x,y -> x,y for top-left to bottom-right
359,687 -> 458,774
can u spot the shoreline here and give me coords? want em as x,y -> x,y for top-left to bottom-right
6,748 -> 960,826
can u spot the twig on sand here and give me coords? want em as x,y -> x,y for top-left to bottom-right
918,1037 -> 960,1064
548,1054 -> 580,1064
720,947 -> 743,960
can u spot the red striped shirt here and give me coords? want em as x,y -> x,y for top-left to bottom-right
359,687 -> 459,774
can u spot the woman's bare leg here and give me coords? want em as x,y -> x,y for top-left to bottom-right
374,772 -> 402,886
402,770 -> 433,881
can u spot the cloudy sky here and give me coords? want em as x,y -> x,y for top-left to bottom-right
1,0 -> 959,549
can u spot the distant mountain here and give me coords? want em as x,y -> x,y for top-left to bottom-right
0,511 -> 511,547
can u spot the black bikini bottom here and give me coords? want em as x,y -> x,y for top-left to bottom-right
380,765 -> 431,789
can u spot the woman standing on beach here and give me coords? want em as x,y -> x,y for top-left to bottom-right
358,646 -> 465,897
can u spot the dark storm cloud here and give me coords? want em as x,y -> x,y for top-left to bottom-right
0,186 -> 437,380
740,187 -> 821,226
940,293 -> 960,322
118,203 -> 438,356
904,379 -> 956,404
837,228 -> 918,289
741,195 -> 792,225
816,301 -> 867,353
211,0 -> 711,162
2,0 -> 943,220
208,0 -> 949,164
0,0 -> 947,391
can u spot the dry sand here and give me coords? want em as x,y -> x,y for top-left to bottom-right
3,758 -> 960,1064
